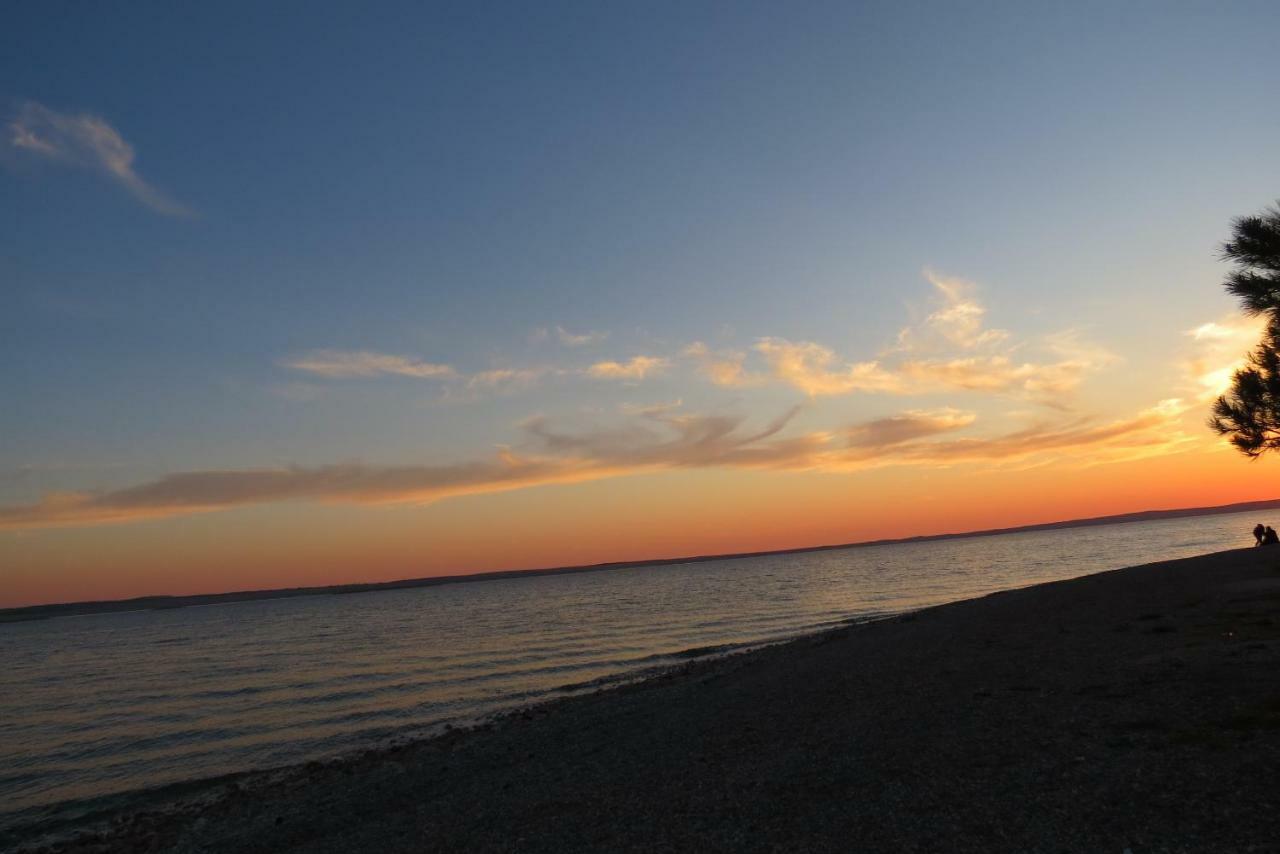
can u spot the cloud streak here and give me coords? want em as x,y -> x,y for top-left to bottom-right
7,101 -> 191,216
837,399 -> 1192,469
283,350 -> 455,380
0,408 -> 812,530
1,400 -> 1192,531
586,355 -> 670,380
846,408 -> 976,448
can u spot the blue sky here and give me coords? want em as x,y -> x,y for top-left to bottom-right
4,1 -> 1280,603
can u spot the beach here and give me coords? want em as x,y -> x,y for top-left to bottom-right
13,546 -> 1280,853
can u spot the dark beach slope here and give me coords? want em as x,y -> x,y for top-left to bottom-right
16,548 -> 1280,853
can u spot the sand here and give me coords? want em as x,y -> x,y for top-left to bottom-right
11,547 -> 1280,853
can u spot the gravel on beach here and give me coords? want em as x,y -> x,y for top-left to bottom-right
12,547 -> 1280,853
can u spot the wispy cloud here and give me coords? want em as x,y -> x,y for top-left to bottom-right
586,355 -> 670,380
530,326 -> 608,347
846,408 -> 976,448
555,326 -> 607,347
1183,314 -> 1267,401
282,351 -> 558,398
522,406 -> 811,468
894,269 -> 1009,352
684,342 -> 763,387
466,368 -> 546,391
896,354 -> 1093,401
754,339 -> 902,395
282,350 -> 455,380
0,399 -> 1193,531
751,345 -> 1104,402
838,399 -> 1192,469
725,271 -> 1114,403
6,101 -> 191,216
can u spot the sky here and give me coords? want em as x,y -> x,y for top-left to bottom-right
4,1 -> 1280,607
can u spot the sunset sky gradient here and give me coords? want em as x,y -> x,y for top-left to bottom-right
4,1 -> 1280,607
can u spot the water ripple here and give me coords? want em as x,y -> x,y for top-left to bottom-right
0,510 -> 1256,831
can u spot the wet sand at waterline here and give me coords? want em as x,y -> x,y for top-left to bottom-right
14,547 -> 1280,853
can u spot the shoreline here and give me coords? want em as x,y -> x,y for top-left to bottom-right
6,497 -> 1279,623
2,622 -> 874,845
10,546 -> 1280,852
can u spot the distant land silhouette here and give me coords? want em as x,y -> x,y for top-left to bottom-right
5,497 -> 1278,623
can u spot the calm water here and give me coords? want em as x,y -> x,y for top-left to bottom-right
0,511 -> 1260,831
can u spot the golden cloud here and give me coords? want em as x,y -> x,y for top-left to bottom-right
739,272 -> 1114,402
1183,314 -> 1268,401
753,339 -> 902,395
586,356 -> 671,380
898,269 -> 1010,352
683,342 -> 762,387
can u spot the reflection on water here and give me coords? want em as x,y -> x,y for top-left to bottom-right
0,511 -> 1258,827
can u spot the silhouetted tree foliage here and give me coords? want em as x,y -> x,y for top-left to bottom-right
1210,203 -> 1280,456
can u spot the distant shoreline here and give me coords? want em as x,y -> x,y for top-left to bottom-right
4,496 -> 1276,622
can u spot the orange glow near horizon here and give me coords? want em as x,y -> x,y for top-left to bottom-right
4,438 -> 1277,609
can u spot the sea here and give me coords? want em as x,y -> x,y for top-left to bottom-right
0,510 -> 1263,836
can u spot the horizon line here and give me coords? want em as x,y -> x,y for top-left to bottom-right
4,495 -> 1275,619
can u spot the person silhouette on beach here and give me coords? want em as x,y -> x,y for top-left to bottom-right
1254,523 -> 1266,546
1264,526 -> 1279,546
